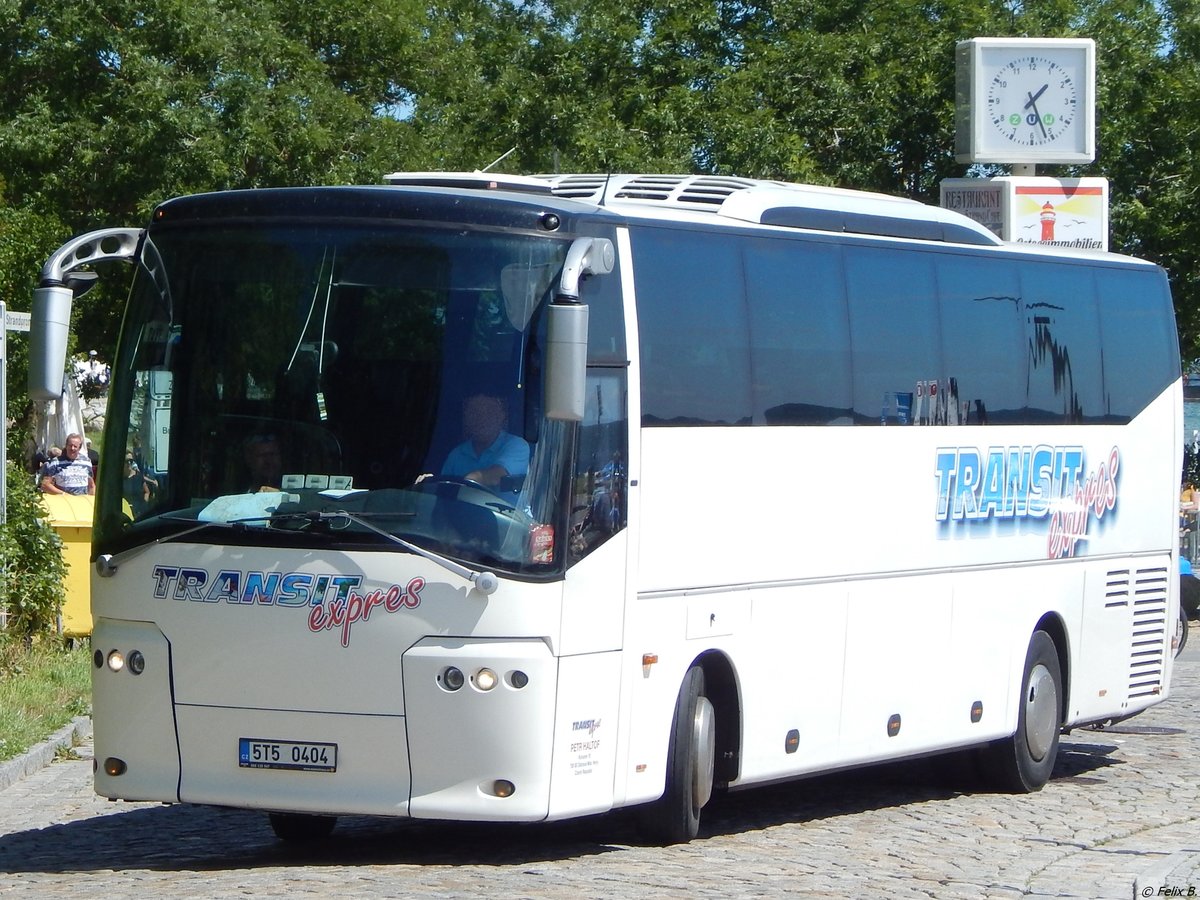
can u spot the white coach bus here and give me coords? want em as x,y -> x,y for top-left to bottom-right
30,173 -> 1182,844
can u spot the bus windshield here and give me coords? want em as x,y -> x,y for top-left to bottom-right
97,221 -> 574,575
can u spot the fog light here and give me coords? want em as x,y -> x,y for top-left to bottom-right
106,650 -> 125,672
128,650 -> 146,675
492,779 -> 515,798
103,757 -> 127,776
509,670 -> 529,689
474,668 -> 498,691
442,666 -> 465,691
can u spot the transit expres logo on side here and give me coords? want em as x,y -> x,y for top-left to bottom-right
934,444 -> 1120,558
151,567 -> 423,647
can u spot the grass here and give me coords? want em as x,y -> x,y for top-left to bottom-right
0,636 -> 92,763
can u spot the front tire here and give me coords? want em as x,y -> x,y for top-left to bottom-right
637,665 -> 716,845
985,630 -> 1062,792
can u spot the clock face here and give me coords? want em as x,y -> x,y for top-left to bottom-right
986,55 -> 1080,148
955,38 -> 1095,164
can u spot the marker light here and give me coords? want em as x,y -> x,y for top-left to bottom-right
475,668 -> 498,692
106,650 -> 126,672
128,650 -> 146,675
442,667 -> 465,691
492,779 -> 515,798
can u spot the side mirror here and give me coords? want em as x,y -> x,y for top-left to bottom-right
29,228 -> 141,402
544,302 -> 589,421
29,284 -> 75,402
544,237 -> 614,422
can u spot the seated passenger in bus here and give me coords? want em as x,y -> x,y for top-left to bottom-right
439,394 -> 529,488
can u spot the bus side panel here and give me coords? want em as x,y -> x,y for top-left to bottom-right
737,584 -> 849,781
1071,555 -> 1174,724
616,595 -> 688,807
839,576 -> 954,758
546,650 -> 622,820
558,531 -> 627,656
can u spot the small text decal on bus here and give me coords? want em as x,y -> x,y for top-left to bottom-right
151,566 -> 424,647
933,445 -> 1120,559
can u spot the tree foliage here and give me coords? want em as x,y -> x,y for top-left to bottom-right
0,462 -> 69,638
0,0 -> 1196,371
2,0 -> 1197,634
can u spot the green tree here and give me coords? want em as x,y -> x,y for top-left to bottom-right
1,462 -> 69,638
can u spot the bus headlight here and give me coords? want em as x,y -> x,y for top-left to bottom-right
106,650 -> 125,672
474,668 -> 498,692
127,650 -> 146,675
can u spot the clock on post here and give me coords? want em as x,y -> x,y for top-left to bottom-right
955,37 -> 1096,165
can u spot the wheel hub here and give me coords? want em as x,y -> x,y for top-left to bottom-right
1024,663 -> 1059,761
691,696 -> 716,809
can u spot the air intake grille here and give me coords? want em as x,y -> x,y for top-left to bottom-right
1105,569 -> 1131,608
1126,566 -> 1169,698
549,175 -> 609,199
546,174 -> 760,206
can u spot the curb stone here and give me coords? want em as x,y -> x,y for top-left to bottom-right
0,716 -> 92,793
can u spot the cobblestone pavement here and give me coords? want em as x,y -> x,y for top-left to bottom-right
3,646 -> 1200,899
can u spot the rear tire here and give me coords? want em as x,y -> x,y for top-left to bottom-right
636,665 -> 716,845
268,812 -> 337,842
985,630 -> 1062,793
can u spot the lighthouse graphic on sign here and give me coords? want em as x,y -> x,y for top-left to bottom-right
1040,201 -> 1057,241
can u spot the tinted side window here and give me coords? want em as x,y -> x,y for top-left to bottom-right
631,225 -> 1175,429
1021,263 -> 1104,423
938,256 -> 1026,424
581,229 -> 627,366
844,246 -> 942,424
744,238 -> 852,424
1097,266 -> 1180,421
632,228 -> 752,425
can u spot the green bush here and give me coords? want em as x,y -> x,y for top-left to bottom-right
1,461 -> 68,638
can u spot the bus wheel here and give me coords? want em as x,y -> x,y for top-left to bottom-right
637,665 -> 716,845
268,812 -> 337,842
986,630 -> 1062,793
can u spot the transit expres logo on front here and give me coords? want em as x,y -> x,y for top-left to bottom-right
934,444 -> 1120,559
151,567 -> 423,647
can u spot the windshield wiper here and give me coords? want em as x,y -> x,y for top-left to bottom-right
271,509 -> 500,595
95,513 -> 275,576
98,509 -> 501,596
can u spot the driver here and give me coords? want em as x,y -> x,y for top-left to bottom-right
243,433 -> 283,492
440,394 -> 529,487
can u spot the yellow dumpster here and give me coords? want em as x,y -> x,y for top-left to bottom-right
39,492 -> 95,638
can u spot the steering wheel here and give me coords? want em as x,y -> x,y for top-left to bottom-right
414,475 -> 517,511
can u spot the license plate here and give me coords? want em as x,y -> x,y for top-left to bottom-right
238,738 -> 338,772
